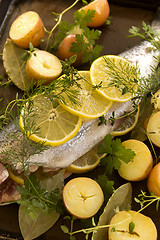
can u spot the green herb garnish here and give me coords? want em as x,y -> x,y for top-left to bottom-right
98,134 -> 135,175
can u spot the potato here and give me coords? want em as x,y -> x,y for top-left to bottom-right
62,177 -> 104,219
147,162 -> 160,196
25,50 -> 62,85
108,210 -> 157,240
9,11 -> 45,49
118,139 -> 153,181
146,111 -> 160,147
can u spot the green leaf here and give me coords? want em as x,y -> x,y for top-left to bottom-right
129,221 -> 135,233
2,38 -> 30,91
112,155 -> 121,170
19,205 -> 60,240
112,138 -> 135,164
74,9 -> 95,27
96,174 -> 114,203
18,171 -> 64,223
61,225 -> 69,233
40,170 -> 64,193
103,135 -> 113,154
99,135 -> 135,174
18,172 -> 64,239
102,155 -> 114,175
70,235 -> 76,240
93,183 -> 132,240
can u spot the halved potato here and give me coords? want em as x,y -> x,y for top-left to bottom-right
25,50 -> 62,85
9,11 -> 45,49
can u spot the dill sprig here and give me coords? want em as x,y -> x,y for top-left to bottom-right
0,107 -> 49,170
28,57 -> 83,106
133,63 -> 160,101
128,22 -> 160,101
102,56 -> 140,96
100,22 -> 160,107
0,100 -> 63,216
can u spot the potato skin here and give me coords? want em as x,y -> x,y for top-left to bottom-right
79,0 -> 110,28
147,162 -> 160,196
9,11 -> 45,49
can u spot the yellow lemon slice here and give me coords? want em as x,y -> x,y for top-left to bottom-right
59,71 -> 112,119
19,93 -> 82,146
66,145 -> 106,174
90,55 -> 139,102
8,169 -> 24,185
111,105 -> 140,136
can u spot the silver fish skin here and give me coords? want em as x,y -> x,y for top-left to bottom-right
1,10 -> 160,170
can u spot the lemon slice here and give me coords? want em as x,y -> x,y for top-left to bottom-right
8,169 -> 24,185
90,55 -> 139,102
66,145 -> 106,173
111,106 -> 140,136
19,93 -> 82,146
59,71 -> 112,119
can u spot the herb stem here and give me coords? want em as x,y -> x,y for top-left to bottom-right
25,174 -> 56,206
46,0 -> 80,50
138,197 -> 159,213
4,99 -> 18,117
0,79 -> 12,86
69,215 -> 140,236
147,133 -> 158,163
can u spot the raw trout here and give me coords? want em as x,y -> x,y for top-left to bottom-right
0,9 -> 160,171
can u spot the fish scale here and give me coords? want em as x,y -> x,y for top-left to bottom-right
1,8 -> 160,171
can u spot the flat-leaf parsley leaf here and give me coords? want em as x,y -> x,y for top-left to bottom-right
98,135 -> 135,175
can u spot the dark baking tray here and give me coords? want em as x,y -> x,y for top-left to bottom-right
0,0 -> 159,239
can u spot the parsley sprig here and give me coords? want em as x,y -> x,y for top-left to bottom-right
98,135 -> 135,175
128,21 -> 160,51
49,7 -> 103,63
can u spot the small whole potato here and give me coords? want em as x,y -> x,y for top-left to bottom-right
9,11 -> 45,49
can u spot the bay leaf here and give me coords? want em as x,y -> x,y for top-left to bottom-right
19,171 -> 64,240
40,170 -> 64,193
19,205 -> 60,240
93,182 -> 132,240
3,38 -> 30,91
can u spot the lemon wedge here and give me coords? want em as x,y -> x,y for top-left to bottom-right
90,55 -> 139,102
59,71 -> 112,119
19,93 -> 82,146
